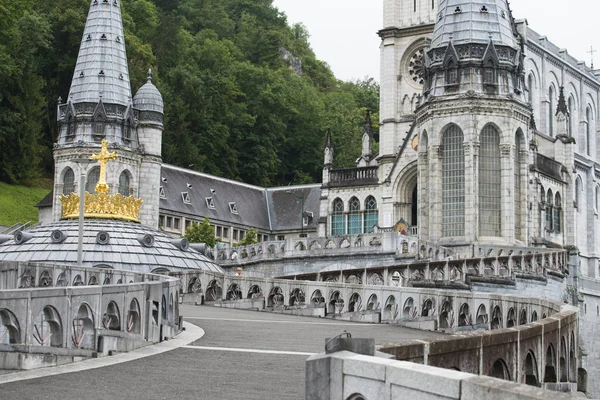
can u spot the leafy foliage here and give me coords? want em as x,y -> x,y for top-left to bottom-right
0,0 -> 380,186
237,228 -> 258,246
184,217 -> 219,247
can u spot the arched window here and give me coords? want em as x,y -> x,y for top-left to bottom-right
331,198 -> 345,236
515,130 -> 523,240
118,171 -> 130,196
546,189 -> 554,231
568,97 -> 574,137
66,116 -> 75,141
63,167 -> 75,195
527,74 -> 534,104
348,197 -> 362,234
586,107 -> 592,156
549,86 -> 555,137
414,0 -> 417,12
479,125 -> 501,236
575,177 -> 582,210
93,117 -> 105,140
86,167 -> 100,193
554,192 -> 562,233
442,125 -> 465,237
483,60 -> 495,84
364,196 -> 378,233
446,61 -> 458,85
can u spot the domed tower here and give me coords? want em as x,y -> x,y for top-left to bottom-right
53,0 -> 163,229
416,0 -> 530,250
133,70 -> 164,228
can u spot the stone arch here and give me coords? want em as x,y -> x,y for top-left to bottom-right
394,161 -> 419,228
383,295 -> 397,320
569,331 -> 576,382
345,394 -> 366,400
476,304 -> 488,325
439,301 -> 453,329
267,287 -> 284,308
531,310 -> 538,322
73,303 -> 95,349
39,270 -> 53,287
118,169 -> 132,196
524,351 -> 539,386
458,303 -> 470,326
206,280 -> 222,301
104,301 -> 121,331
519,308 -> 527,325
490,358 -> 511,381
309,240 -> 322,250
73,274 -> 84,286
310,290 -> 325,307
19,268 -> 34,288
127,298 -> 141,334
35,306 -> 63,347
56,272 -> 67,287
441,123 -> 465,237
366,294 -> 378,310
548,83 -> 557,136
545,343 -> 557,383
248,285 -> 263,299
348,293 -> 362,312
88,275 -> 98,286
294,241 -> 306,251
560,336 -> 568,382
169,294 -> 175,321
290,288 -> 306,306
479,123 -> 502,237
421,298 -> 434,317
226,283 -> 243,300
491,305 -> 502,329
328,291 -> 344,314
188,277 -> 202,294
0,309 -> 21,344
506,307 -> 516,328
161,294 -> 167,320
403,297 -> 415,319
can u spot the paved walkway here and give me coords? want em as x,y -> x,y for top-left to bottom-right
0,305 -> 443,399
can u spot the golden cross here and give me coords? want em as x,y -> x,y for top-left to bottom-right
90,139 -> 117,193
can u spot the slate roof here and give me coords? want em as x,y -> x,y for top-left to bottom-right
35,190 -> 54,208
133,74 -> 163,113
0,219 -> 223,274
159,164 -> 321,232
431,0 -> 518,49
68,0 -> 132,106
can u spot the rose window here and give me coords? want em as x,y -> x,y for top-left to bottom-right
408,49 -> 425,85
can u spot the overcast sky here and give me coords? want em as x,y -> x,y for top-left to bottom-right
272,0 -> 600,82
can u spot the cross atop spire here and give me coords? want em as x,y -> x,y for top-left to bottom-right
90,139 -> 118,194
587,46 -> 597,69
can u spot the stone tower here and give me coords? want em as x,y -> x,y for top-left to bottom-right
53,0 -> 163,228
416,0 -> 530,249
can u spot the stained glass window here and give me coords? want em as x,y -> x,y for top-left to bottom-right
479,125 -> 501,236
442,125 -> 465,237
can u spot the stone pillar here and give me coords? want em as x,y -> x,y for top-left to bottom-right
501,143 -> 513,242
429,145 -> 442,241
465,142 -> 476,242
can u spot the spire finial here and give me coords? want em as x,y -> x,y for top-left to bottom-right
147,68 -> 153,82
587,46 -> 597,69
556,86 -> 568,116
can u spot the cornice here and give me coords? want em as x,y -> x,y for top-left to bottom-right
378,24 -> 434,39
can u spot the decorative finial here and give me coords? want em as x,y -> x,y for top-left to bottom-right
556,86 -> 568,116
147,68 -> 153,82
57,96 -> 62,104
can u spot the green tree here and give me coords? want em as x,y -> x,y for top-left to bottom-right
237,228 -> 258,246
184,217 -> 219,247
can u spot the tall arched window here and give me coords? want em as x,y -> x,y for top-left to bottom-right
348,197 -> 362,234
575,177 -> 582,210
442,125 -> 465,237
118,171 -> 130,196
568,97 -> 574,137
364,196 -> 378,233
93,117 -> 105,141
546,189 -> 554,231
479,125 -> 501,236
527,74 -> 534,104
483,60 -> 495,84
62,167 -> 75,195
586,107 -> 592,156
554,192 -> 562,233
515,130 -> 523,240
446,61 -> 458,85
331,198 -> 345,236
548,86 -> 555,137
86,167 -> 100,193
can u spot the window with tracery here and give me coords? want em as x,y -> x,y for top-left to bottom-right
514,131 -> 523,240
554,193 -> 562,233
348,197 -> 362,234
546,190 -> 554,231
586,107 -> 592,156
479,125 -> 501,236
364,196 -> 378,233
63,168 -> 75,195
119,171 -> 130,196
442,125 -> 465,237
548,86 -> 555,137
331,198 -> 345,236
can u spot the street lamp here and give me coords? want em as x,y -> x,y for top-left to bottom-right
285,190 -> 305,237
72,158 -> 94,267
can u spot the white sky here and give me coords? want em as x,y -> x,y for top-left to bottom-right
272,0 -> 600,82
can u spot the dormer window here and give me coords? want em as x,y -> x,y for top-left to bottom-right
229,202 -> 238,214
93,119 -> 105,139
159,186 -> 166,199
483,60 -> 496,84
446,61 -> 458,85
205,197 -> 215,209
182,192 -> 191,204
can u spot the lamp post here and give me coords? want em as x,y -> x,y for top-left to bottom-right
285,190 -> 305,237
72,158 -> 94,267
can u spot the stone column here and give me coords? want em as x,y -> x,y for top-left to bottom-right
429,145 -> 442,241
465,142 -> 476,242
501,143 -> 513,241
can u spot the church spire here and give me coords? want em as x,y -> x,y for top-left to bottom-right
324,129 -> 334,167
68,0 -> 132,106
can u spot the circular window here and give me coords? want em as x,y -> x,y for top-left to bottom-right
408,49 -> 425,86
96,231 -> 110,245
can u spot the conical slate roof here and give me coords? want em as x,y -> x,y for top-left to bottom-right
68,0 -> 132,106
431,0 -> 518,49
133,71 -> 163,114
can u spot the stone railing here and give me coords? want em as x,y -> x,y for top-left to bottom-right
328,166 -> 379,187
0,261 -> 181,370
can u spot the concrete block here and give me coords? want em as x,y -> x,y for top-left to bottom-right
461,375 -> 577,400
344,357 -> 387,381
386,360 -> 471,399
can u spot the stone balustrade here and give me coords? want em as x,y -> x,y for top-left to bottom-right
0,261 -> 181,370
328,166 -> 379,187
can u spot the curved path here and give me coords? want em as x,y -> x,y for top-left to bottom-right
0,305 -> 442,399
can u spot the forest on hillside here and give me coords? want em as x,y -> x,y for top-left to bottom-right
0,0 -> 379,187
